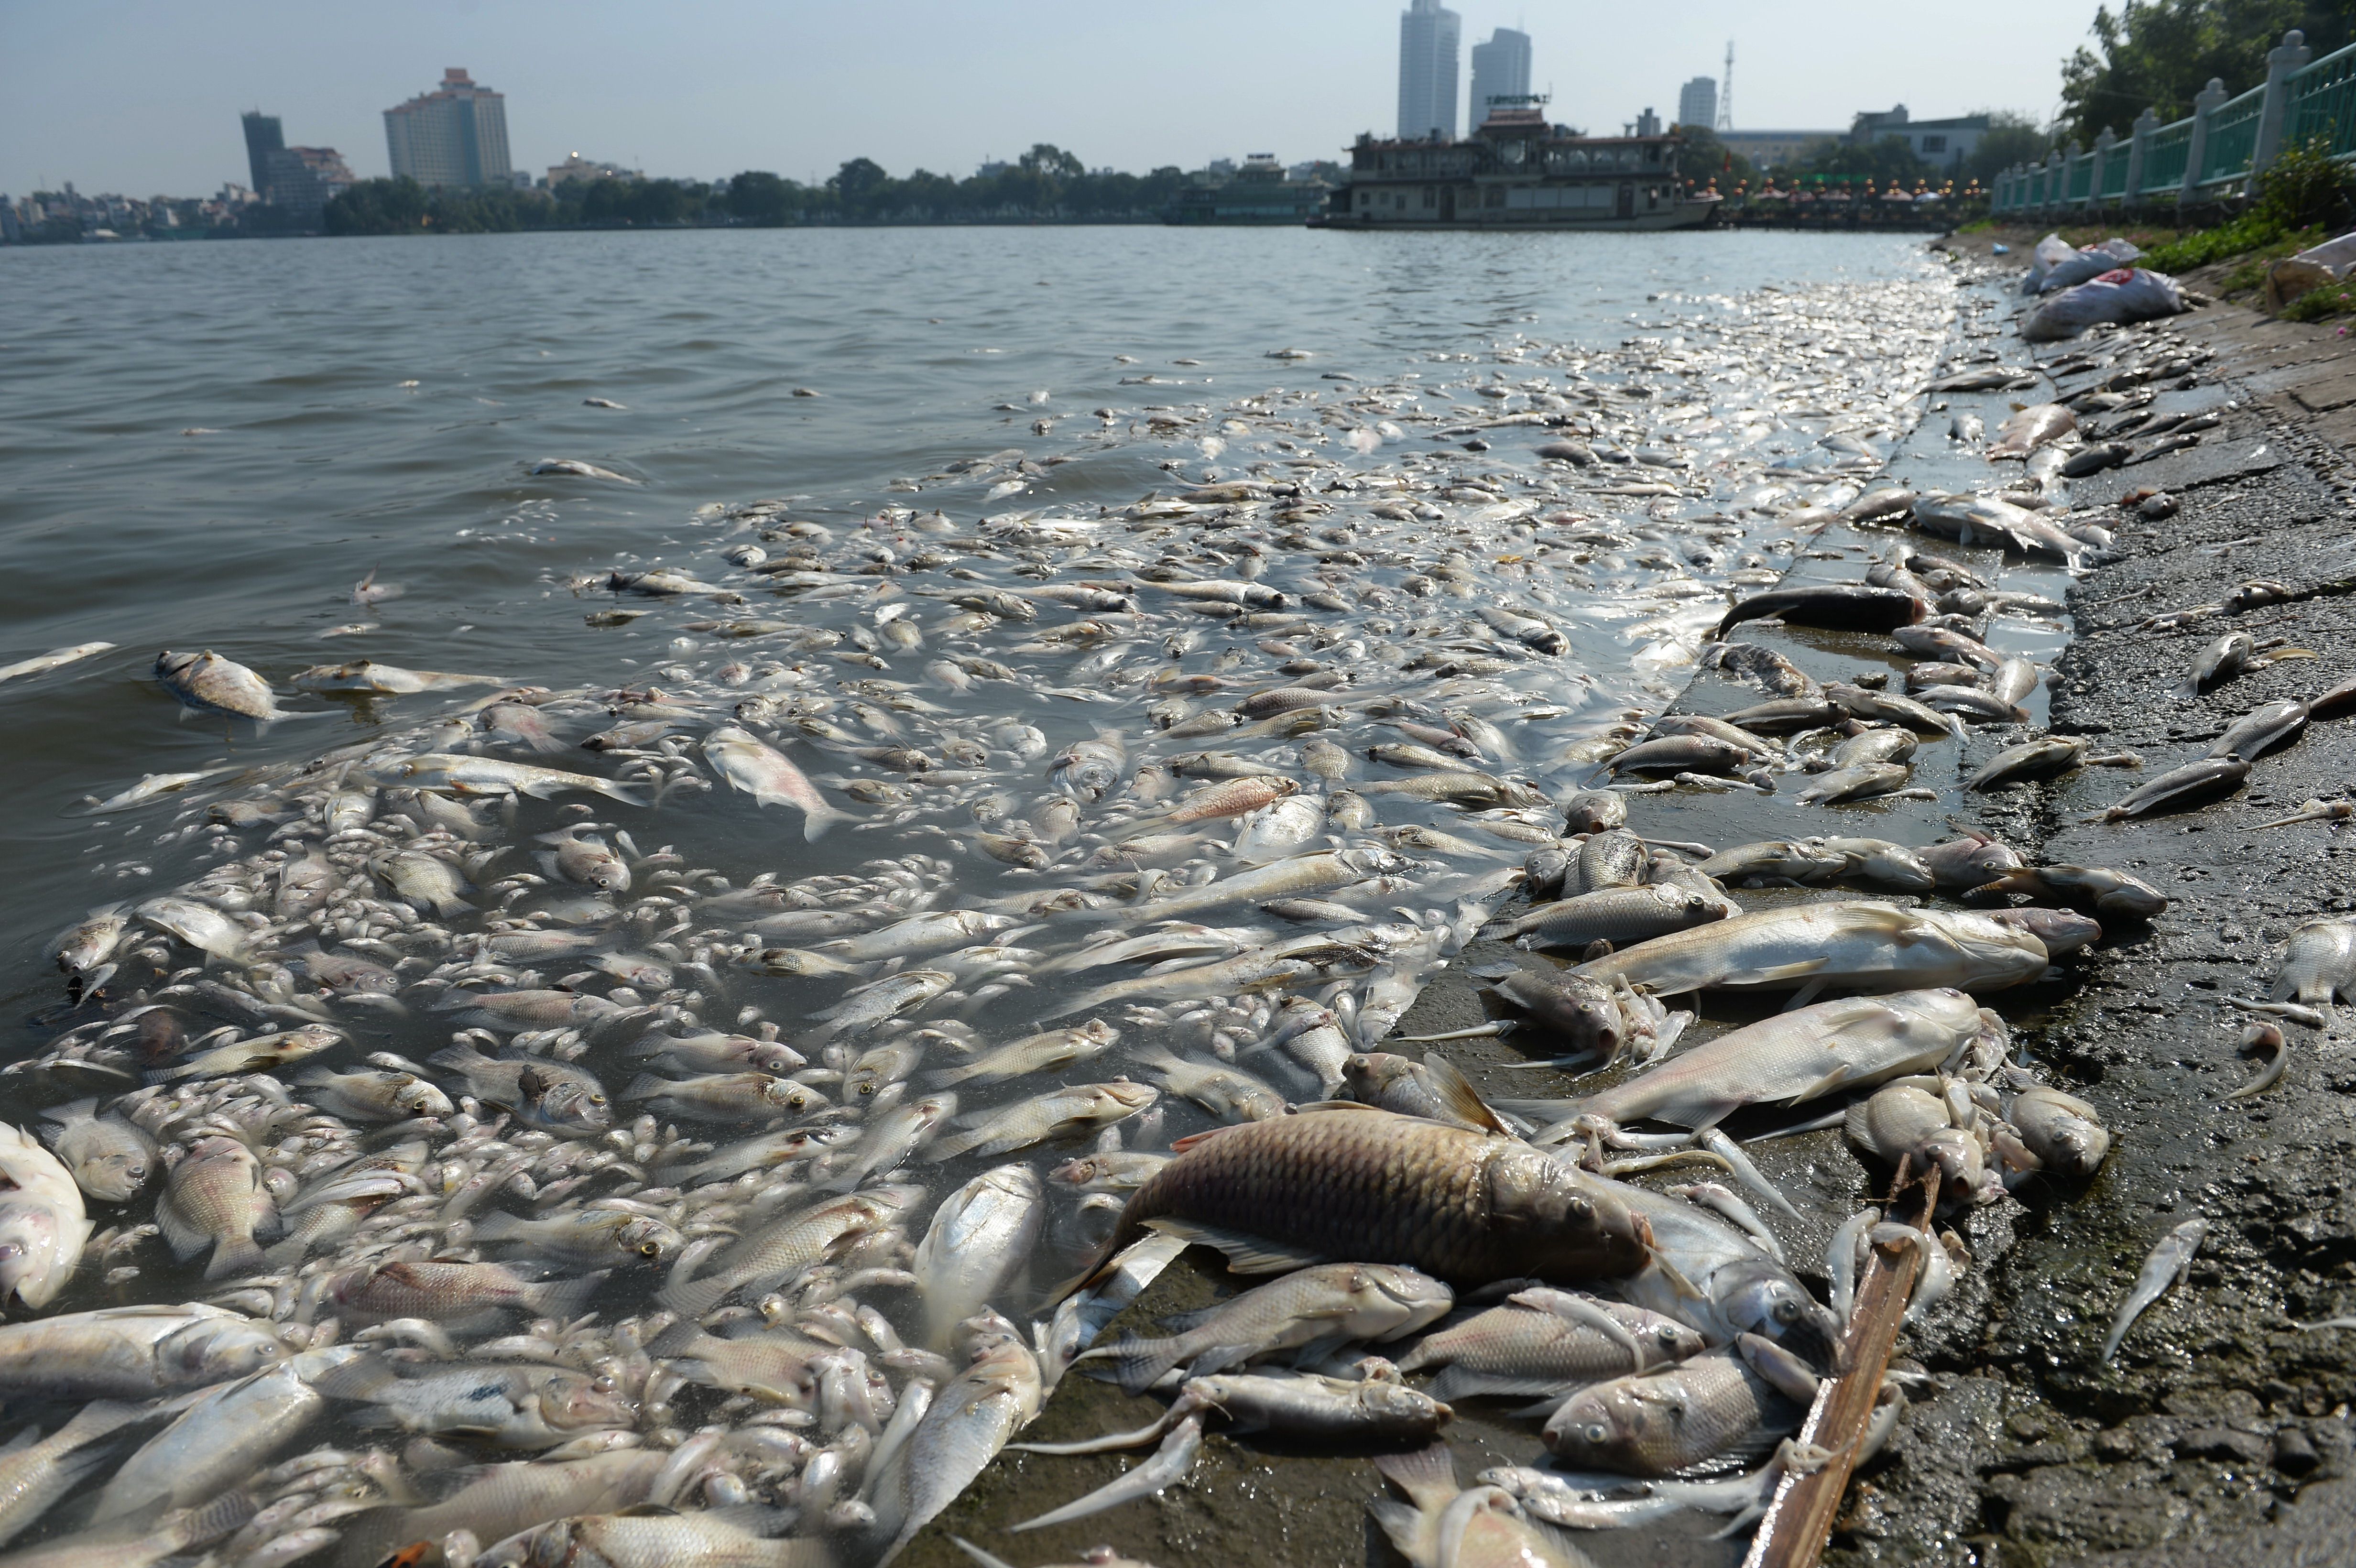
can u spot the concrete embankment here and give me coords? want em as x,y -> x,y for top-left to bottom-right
907,243 -> 2356,1568
1834,231 -> 2356,1568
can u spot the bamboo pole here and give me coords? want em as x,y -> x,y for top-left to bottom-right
1740,1162 -> 1939,1568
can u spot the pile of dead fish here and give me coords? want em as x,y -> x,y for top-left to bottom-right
0,265 -> 2196,1568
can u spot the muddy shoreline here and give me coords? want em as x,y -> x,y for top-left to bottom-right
904,240 -> 2356,1568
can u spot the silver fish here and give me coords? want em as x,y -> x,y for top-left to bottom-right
2102,1217 -> 2206,1362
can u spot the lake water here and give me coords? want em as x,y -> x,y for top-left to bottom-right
0,225 -> 1965,1566
0,226 -> 1939,973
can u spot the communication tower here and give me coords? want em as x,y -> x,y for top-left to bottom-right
1718,41 -> 1734,131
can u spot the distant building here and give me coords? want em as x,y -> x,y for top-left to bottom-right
266,147 -> 357,225
1678,76 -> 1717,131
1718,128 -> 1841,169
1468,29 -> 1532,129
1397,0 -> 1462,141
384,68 -> 514,189
547,153 -> 638,187
1850,106 -> 1990,169
241,111 -> 285,194
238,109 -> 353,227
1626,108 -> 1662,138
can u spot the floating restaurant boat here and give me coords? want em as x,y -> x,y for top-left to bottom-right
1317,100 -> 1718,232
1163,154 -> 1331,225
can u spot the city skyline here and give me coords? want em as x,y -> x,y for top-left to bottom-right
3,0 -> 2116,198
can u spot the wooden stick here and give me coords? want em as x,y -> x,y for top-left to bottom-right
1741,1161 -> 1939,1568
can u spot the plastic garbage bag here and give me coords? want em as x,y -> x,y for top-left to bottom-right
2022,233 -> 2077,294
2265,229 -> 2356,311
2022,268 -> 2186,340
2036,238 -> 2145,294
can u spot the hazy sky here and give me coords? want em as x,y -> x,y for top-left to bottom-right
4,0 -> 2113,196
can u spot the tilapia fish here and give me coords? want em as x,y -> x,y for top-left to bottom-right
1091,1105 -> 1647,1287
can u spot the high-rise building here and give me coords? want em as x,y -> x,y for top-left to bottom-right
241,112 -> 285,195
1468,28 -> 1533,130
238,109 -> 353,227
1678,76 -> 1717,131
1397,0 -> 1462,142
383,68 -> 513,189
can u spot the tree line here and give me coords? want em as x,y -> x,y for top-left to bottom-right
324,144 -> 1198,235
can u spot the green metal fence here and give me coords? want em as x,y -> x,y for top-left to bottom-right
2288,39 -> 2356,155
1990,30 -> 2356,216
2142,118 -> 2192,191
2198,83 -> 2267,187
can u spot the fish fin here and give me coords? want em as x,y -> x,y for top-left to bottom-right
1649,1254 -> 1709,1302
1180,1343 -> 1259,1381
1426,1369 -> 1585,1402
151,1195 -> 207,1262
1166,1126 -> 1236,1155
528,1269 -> 610,1322
308,1353 -> 401,1404
1779,978 -> 1829,1013
1420,1054 -> 1511,1135
1139,1217 -> 1328,1274
1790,1063 -> 1856,1106
620,1074 -> 674,1102
1366,1499 -> 1429,1561
1720,957 -> 1832,987
1372,1440 -> 1461,1513
39,1097 -> 98,1130
950,1537 -> 1021,1568
1074,1337 -> 1189,1395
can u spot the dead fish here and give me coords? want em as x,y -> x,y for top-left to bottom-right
1087,1105 -> 1647,1286
1075,1263 -> 1452,1394
1970,864 -> 2166,920
2101,1217 -> 2205,1362
0,642 -> 115,687
2090,756 -> 2248,821
2206,698 -> 2309,760
154,650 -> 308,724
1968,735 -> 2085,790
1986,402 -> 2076,459
1715,584 -> 1928,639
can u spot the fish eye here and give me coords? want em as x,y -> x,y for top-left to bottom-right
1582,1422 -> 1609,1446
1772,1297 -> 1802,1325
640,1242 -> 661,1257
858,1083 -> 875,1096
589,1094 -> 607,1105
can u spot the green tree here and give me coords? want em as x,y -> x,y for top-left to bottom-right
727,170 -> 801,224
828,157 -> 891,217
2059,0 -> 2356,145
1794,135 -> 1932,184
1672,123 -> 1756,187
1963,110 -> 2052,183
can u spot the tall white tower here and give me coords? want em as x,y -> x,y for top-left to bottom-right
1397,0 -> 1463,140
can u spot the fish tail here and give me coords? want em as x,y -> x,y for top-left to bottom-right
206,1234 -> 267,1281
171,1490 -> 261,1551
1372,1440 -> 1461,1512
803,804 -> 849,842
1074,1337 -> 1185,1395
528,1269 -> 610,1323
